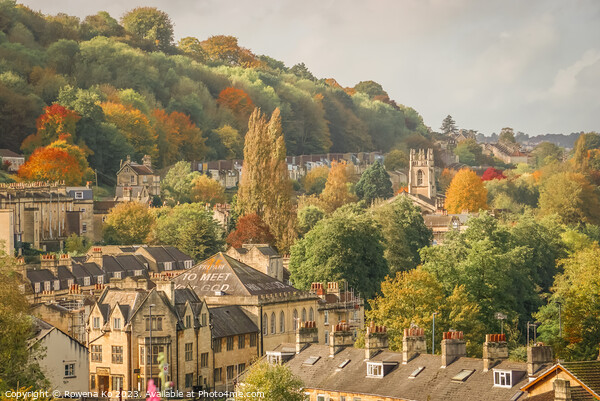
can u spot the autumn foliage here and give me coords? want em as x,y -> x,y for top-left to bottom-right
481,167 -> 506,181
152,108 -> 207,167
226,213 -> 275,248
200,35 -> 260,68
444,168 -> 488,214
19,139 -> 91,185
21,104 -> 80,154
101,102 -> 158,160
319,160 -> 357,212
191,175 -> 226,205
217,87 -> 254,117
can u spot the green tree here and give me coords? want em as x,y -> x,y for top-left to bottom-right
498,127 -> 516,144
420,213 -> 538,330
297,205 -> 325,236
289,204 -> 388,300
154,203 -> 224,261
354,80 -> 387,98
355,160 -> 393,203
367,268 -> 485,355
236,360 -> 305,401
64,233 -> 92,255
533,142 -> 563,168
535,244 -> 600,360
121,7 -> 174,51
440,115 -> 458,135
384,149 -> 408,171
0,252 -> 47,391
160,161 -> 199,206
373,197 -> 432,273
538,171 -> 600,225
453,138 -> 485,166
103,202 -> 155,244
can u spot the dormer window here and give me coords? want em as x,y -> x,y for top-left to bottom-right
75,191 -> 83,199
184,260 -> 192,269
114,272 -> 122,279
113,318 -> 121,329
493,370 -> 513,388
34,282 -> 40,292
164,262 -> 172,271
367,362 -> 383,378
93,316 -> 101,329
135,270 -> 142,276
68,279 -> 74,287
84,277 -> 91,286
97,276 -> 104,284
53,280 -> 60,290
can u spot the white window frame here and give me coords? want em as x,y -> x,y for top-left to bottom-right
493,370 -> 512,388
34,282 -> 40,292
53,280 -> 60,290
164,262 -> 173,271
324,310 -> 329,325
97,275 -> 104,284
75,192 -> 84,200
84,277 -> 91,286
113,318 -> 121,330
93,316 -> 101,329
366,362 -> 384,378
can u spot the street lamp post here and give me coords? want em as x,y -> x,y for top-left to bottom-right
148,304 -> 155,390
432,312 -> 437,354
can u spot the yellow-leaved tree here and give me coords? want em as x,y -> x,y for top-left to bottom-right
444,168 -> 487,213
319,160 -> 357,213
236,108 -> 296,252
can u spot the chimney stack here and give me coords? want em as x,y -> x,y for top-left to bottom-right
58,253 -> 71,267
296,321 -> 318,354
441,331 -> 466,368
156,280 -> 175,305
310,282 -> 326,299
553,379 -> 572,401
483,334 -> 508,372
329,322 -> 354,357
403,326 -> 427,364
41,254 -> 58,276
91,247 -> 103,267
327,282 -> 340,298
527,344 -> 553,376
365,322 -> 388,360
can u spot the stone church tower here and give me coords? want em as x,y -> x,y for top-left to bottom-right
408,148 -> 436,199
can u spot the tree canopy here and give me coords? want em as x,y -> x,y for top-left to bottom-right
289,204 -> 388,300
444,168 -> 488,213
354,160 -> 393,203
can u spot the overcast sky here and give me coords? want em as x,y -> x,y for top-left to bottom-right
18,0 -> 600,136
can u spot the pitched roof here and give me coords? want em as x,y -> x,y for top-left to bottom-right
523,361 -> 600,400
172,252 -> 296,297
209,305 -> 259,338
0,149 -> 22,158
26,269 -> 55,283
561,361 -> 600,397
284,344 -> 535,401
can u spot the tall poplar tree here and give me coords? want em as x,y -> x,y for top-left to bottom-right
237,108 -> 296,251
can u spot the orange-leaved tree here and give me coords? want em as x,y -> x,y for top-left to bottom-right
444,168 -> 488,213
101,101 -> 158,161
21,104 -> 81,154
217,87 -> 254,118
200,35 -> 260,67
319,160 -> 357,213
226,213 -> 275,248
19,139 -> 92,185
191,175 -> 226,205
152,108 -> 207,167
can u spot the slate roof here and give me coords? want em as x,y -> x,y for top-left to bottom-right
94,200 -> 118,213
98,288 -> 148,323
0,149 -> 22,158
284,344 -> 537,401
209,305 -> 259,338
26,269 -> 55,283
172,252 -> 296,296
561,361 -> 600,397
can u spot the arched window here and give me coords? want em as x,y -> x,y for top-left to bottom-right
280,311 -> 285,333
309,307 -> 314,322
263,313 -> 268,336
302,308 -> 307,322
293,309 -> 298,330
270,312 -> 276,334
417,170 -> 424,186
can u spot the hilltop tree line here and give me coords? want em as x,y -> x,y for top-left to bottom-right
0,1 -> 430,185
